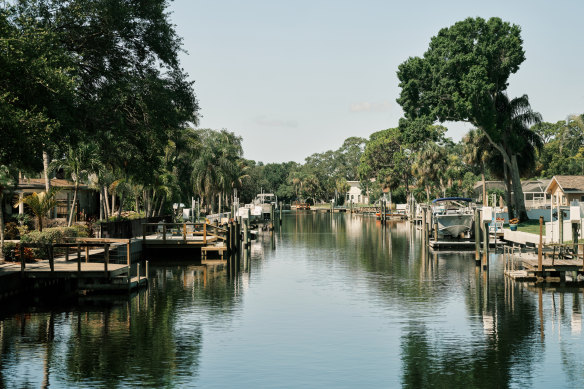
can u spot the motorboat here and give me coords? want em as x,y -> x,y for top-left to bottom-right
431,197 -> 475,238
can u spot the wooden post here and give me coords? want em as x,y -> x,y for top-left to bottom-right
20,244 -> 25,275
85,246 -> 89,263
475,209 -> 481,265
243,218 -> 249,247
65,245 -> 69,262
572,222 -> 579,254
226,222 -> 232,255
48,245 -> 54,272
183,223 -> 186,242
163,224 -> 167,243
145,260 -> 149,282
127,240 -> 131,266
434,219 -> 438,242
236,217 -> 241,253
559,208 -> 564,244
77,244 -> 81,273
482,221 -> 489,270
279,202 -> 283,225
538,216 -> 543,272
104,243 -> 110,278
421,207 -> 427,245
425,208 -> 430,240
142,223 -> 146,241
382,200 -> 385,222
137,262 -> 141,283
203,222 -> 207,244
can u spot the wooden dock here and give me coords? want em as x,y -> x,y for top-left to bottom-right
504,244 -> 584,283
141,222 -> 229,256
0,238 -> 149,299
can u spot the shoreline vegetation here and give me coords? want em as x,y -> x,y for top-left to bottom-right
1,7 -> 582,260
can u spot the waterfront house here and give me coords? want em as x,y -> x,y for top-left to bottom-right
346,181 -> 369,204
545,175 -> 584,206
473,179 -> 550,208
4,177 -> 98,221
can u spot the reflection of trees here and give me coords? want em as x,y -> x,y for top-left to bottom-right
0,261 -> 245,388
289,213 -> 545,388
64,288 -> 202,388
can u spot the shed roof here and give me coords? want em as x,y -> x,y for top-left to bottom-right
546,176 -> 584,194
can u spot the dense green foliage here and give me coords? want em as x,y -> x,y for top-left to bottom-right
396,17 -> 544,220
1,7 -> 582,233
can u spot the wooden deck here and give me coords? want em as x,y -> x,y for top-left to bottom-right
504,245 -> 584,283
0,238 -> 149,297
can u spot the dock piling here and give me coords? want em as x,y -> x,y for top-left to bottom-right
482,220 -> 489,270
538,216 -> 543,273
104,243 -> 110,277
77,244 -> 81,273
474,209 -> 481,266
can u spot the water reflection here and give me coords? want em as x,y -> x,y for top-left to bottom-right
1,213 -> 583,388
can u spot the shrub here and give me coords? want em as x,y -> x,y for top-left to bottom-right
4,222 -> 20,240
19,226 -> 89,259
2,241 -> 17,261
1,242 -> 34,263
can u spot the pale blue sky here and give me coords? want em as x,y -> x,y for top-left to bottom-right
169,0 -> 584,163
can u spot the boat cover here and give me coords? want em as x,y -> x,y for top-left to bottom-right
432,197 -> 473,203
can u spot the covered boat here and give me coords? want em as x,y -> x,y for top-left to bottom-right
431,197 -> 475,238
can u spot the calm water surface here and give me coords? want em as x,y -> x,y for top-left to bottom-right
1,213 -> 584,388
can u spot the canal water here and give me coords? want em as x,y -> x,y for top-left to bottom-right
1,213 -> 584,388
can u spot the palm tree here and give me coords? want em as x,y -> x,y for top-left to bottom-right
413,142 -> 447,200
14,189 -> 60,232
0,165 -> 14,260
497,94 -> 543,221
463,129 -> 492,205
51,143 -> 102,226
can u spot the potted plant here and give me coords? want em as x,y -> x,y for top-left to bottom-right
509,218 -> 519,231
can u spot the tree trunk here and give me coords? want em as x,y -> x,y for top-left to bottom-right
503,162 -> 514,220
0,193 -> 5,261
511,154 -> 528,221
117,190 -> 125,218
157,194 -> 165,216
111,192 -> 116,216
104,186 -> 111,217
479,129 -> 528,220
481,163 -> 487,206
146,189 -> 154,218
43,150 -> 51,192
68,183 -> 78,227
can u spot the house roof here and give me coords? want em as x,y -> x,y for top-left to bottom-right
16,178 -> 89,190
473,179 -> 550,193
545,176 -> 584,194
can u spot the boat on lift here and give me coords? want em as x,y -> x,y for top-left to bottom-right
431,197 -> 475,238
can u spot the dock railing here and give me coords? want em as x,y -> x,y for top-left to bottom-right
17,237 -> 143,282
504,242 -> 584,273
141,222 -> 229,245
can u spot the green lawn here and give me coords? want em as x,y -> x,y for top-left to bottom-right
515,219 -> 545,235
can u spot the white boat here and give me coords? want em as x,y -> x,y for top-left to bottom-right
432,197 -> 475,238
238,193 -> 278,222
